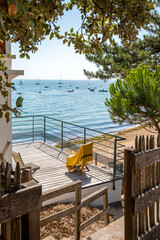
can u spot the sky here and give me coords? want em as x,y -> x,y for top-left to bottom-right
12,7 -> 98,80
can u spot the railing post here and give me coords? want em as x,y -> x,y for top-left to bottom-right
61,121 -> 63,150
113,137 -> 117,190
75,183 -> 81,240
44,116 -> 46,142
32,116 -> 34,142
84,128 -> 86,144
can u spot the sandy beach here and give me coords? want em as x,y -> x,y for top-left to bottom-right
115,125 -> 158,149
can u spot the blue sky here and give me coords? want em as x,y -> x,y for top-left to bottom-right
11,6 -> 147,81
12,7 -> 97,80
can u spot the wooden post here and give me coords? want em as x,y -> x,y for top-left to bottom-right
22,169 -> 32,183
103,189 -> 109,226
75,183 -> 82,240
11,163 -> 22,240
21,169 -> 41,240
124,148 -> 138,240
2,163 -> 12,240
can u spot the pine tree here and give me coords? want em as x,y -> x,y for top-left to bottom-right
105,66 -> 160,133
84,10 -> 160,79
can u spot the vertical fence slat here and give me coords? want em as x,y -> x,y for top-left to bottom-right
146,135 -> 149,150
14,162 -> 21,191
142,135 -> 145,151
139,136 -> 142,152
145,166 -> 149,231
138,168 -> 144,235
135,136 -> 138,150
157,134 -> 160,147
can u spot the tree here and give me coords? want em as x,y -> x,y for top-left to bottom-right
0,0 -> 157,121
84,8 -> 160,80
0,0 -> 156,56
105,66 -> 160,134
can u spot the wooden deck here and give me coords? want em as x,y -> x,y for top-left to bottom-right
12,141 -> 122,204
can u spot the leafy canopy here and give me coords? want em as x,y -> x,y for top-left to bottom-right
84,7 -> 160,79
0,0 -> 156,56
105,66 -> 160,133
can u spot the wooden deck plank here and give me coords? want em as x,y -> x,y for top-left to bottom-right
12,141 -> 117,193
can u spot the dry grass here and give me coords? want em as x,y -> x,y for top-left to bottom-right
40,203 -> 116,240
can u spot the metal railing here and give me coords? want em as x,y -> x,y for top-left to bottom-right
12,115 -> 126,189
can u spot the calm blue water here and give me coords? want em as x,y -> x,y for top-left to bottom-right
12,79 -> 130,133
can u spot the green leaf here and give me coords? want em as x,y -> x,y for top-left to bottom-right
50,32 -> 54,40
20,53 -> 25,58
5,112 -> 10,123
16,96 -> 23,108
26,53 -> 30,59
70,28 -> 74,33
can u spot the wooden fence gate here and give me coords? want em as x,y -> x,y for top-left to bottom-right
0,162 -> 42,240
124,147 -> 160,239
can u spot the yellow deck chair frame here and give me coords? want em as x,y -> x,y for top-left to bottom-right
66,142 -> 93,172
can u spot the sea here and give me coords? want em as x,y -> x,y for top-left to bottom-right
12,79 -> 131,134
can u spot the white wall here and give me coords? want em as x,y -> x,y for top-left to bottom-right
0,41 -> 24,164
0,86 -> 12,163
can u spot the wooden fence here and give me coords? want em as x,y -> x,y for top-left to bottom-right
0,162 -> 42,240
135,134 -> 160,152
124,147 -> 160,239
41,181 -> 109,240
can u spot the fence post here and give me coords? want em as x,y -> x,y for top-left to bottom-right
21,169 -> 41,240
103,188 -> 109,226
32,116 -> 34,142
44,116 -> 46,142
75,183 -> 82,240
61,121 -> 63,150
84,128 -> 86,144
124,148 -> 138,240
113,138 -> 117,190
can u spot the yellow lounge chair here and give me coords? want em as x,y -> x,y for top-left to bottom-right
66,142 -> 93,172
